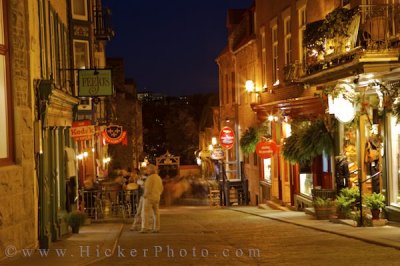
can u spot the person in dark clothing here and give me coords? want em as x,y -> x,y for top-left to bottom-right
335,155 -> 350,194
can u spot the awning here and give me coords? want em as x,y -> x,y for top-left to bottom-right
251,96 -> 326,120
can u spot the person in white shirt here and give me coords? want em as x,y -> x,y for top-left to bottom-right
140,164 -> 163,233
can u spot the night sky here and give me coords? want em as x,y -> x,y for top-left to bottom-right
102,0 -> 254,96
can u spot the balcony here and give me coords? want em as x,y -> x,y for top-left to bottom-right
300,5 -> 400,83
93,7 -> 114,41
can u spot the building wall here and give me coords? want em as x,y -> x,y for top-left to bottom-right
0,0 -> 37,259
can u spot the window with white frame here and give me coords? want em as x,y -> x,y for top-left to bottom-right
0,0 -> 12,165
284,17 -> 292,65
298,6 -> 306,66
72,0 -> 88,20
271,24 -> 278,84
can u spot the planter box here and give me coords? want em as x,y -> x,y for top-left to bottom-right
315,207 -> 334,220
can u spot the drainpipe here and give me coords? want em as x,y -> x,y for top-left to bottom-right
356,118 -> 363,226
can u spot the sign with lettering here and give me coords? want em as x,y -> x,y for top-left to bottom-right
78,69 -> 113,96
211,147 -> 224,160
219,126 -> 235,150
70,125 -> 95,141
256,140 -> 278,159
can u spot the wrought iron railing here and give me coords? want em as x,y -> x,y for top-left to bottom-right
80,188 -> 140,221
283,62 -> 305,82
93,7 -> 114,41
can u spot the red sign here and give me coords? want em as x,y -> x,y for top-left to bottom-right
256,140 -> 278,158
102,125 -> 128,145
219,126 -> 235,150
72,120 -> 92,127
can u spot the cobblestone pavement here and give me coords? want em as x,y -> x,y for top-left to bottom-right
2,206 -> 400,266
91,206 -> 400,266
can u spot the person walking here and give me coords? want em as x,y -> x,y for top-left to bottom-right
140,164 -> 163,233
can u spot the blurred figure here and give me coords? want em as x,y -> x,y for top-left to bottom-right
130,169 -> 147,231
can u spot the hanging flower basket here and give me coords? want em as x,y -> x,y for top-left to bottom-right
282,119 -> 333,164
240,127 -> 259,155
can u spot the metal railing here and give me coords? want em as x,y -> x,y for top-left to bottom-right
93,7 -> 114,41
80,188 -> 141,221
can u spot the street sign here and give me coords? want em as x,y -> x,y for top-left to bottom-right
211,147 -> 224,160
219,126 -> 235,150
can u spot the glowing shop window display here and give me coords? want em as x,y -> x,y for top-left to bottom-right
300,173 -> 313,196
263,158 -> 272,183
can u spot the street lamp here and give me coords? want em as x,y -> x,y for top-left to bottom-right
245,80 -> 255,93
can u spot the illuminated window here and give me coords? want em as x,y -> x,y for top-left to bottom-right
73,40 -> 89,69
0,0 -> 12,165
263,158 -> 272,183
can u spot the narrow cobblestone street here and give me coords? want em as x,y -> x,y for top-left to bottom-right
92,206 -> 400,266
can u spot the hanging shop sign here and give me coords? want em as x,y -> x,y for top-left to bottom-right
219,126 -> 235,150
102,125 -> 127,145
78,69 -> 113,97
70,125 -> 95,141
256,140 -> 278,159
72,120 -> 92,127
211,147 -> 225,160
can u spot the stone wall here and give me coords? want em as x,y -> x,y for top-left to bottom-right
0,0 -> 37,260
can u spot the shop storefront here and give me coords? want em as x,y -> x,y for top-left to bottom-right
252,95 -> 328,208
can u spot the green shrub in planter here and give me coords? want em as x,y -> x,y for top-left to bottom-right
65,210 -> 86,233
364,192 -> 385,210
365,192 -> 385,220
313,197 -> 335,220
336,187 -> 359,218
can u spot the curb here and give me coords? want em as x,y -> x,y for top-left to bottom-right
229,208 -> 400,250
80,223 -> 124,266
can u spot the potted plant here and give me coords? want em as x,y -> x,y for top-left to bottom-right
364,192 -> 385,220
336,187 -> 359,219
65,210 -> 86,233
313,197 -> 334,220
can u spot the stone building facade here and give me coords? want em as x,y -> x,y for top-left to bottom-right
0,0 -> 37,258
1,0 -> 114,257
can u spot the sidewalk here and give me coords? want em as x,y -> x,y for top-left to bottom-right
0,222 -> 124,266
229,205 -> 400,250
